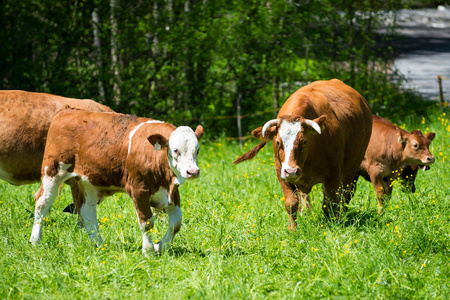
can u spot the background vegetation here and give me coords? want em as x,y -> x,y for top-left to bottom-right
1,0 -> 446,138
0,109 -> 448,299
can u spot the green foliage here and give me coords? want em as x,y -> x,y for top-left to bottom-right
1,109 -> 449,298
0,0 -> 430,138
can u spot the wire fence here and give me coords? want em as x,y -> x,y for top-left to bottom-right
198,75 -> 449,142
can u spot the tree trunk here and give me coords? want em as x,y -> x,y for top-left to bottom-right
92,8 -> 106,103
272,75 -> 279,118
110,0 -> 121,106
237,93 -> 243,149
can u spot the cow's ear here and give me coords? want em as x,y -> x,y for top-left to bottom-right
148,134 -> 168,151
252,126 -> 276,142
303,115 -> 326,135
195,125 -> 204,140
397,128 -> 408,144
252,127 -> 263,139
425,132 -> 435,142
311,115 -> 327,133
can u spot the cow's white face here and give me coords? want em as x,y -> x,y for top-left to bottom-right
278,120 -> 304,181
261,116 -> 324,183
168,126 -> 201,183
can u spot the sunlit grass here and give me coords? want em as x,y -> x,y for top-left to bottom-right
0,109 -> 448,298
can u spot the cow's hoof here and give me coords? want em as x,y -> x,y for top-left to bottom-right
29,237 -> 40,245
153,242 -> 162,254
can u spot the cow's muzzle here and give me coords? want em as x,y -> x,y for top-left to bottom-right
283,167 -> 300,180
422,155 -> 435,165
186,168 -> 200,179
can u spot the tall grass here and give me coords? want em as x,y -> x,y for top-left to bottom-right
0,109 -> 448,299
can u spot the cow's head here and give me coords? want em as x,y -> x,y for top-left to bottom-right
254,115 -> 326,182
397,128 -> 435,166
148,125 -> 204,182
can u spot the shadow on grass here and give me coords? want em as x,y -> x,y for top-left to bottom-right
336,208 -> 391,229
168,246 -> 207,258
168,245 -> 249,258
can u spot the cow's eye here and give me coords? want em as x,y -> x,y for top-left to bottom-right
276,140 -> 282,149
412,143 -> 418,149
174,149 -> 180,155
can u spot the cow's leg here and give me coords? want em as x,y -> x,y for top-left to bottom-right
298,191 -> 311,216
78,179 -> 102,246
339,174 -> 359,209
129,189 -> 154,256
349,174 -> 360,202
322,181 -> 343,220
30,163 -> 74,244
279,179 -> 300,230
154,204 -> 182,253
66,178 -> 84,228
400,165 -> 418,193
383,177 -> 394,203
371,175 -> 388,214
63,178 -> 80,214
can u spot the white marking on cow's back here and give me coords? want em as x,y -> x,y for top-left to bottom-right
128,120 -> 164,154
279,120 -> 302,169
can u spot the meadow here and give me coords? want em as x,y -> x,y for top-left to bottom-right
0,110 -> 449,299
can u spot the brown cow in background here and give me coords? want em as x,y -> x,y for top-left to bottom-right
235,79 -> 372,228
357,115 -> 435,212
0,90 -> 113,186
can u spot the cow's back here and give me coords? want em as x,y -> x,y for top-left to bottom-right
0,90 -> 112,185
44,110 -> 177,189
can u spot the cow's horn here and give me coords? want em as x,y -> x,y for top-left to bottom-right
304,119 -> 321,134
262,119 -> 279,137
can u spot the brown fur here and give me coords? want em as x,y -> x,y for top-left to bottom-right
0,90 -> 113,185
357,115 -> 435,212
40,109 -> 202,229
235,79 -> 372,227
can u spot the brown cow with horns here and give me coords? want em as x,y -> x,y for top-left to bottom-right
234,79 -> 372,228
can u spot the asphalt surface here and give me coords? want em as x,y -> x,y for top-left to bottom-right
389,7 -> 450,101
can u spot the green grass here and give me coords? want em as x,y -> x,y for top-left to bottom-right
1,109 -> 449,299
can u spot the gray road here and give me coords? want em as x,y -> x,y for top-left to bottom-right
390,7 -> 450,101
395,51 -> 450,101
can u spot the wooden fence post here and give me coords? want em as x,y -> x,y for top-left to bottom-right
438,75 -> 445,106
237,93 -> 243,149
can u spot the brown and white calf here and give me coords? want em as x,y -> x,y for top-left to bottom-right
0,90 -> 113,186
29,109 -> 203,255
357,115 -> 435,212
235,79 -> 372,226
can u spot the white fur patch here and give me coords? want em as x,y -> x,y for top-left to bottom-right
128,120 -> 164,154
154,205 -> 182,253
30,163 -> 77,244
150,186 -> 171,208
168,126 -> 200,181
279,120 -> 302,172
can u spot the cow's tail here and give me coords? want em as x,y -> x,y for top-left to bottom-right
233,141 -> 267,164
